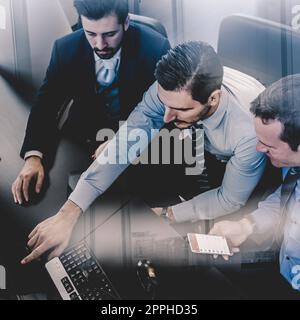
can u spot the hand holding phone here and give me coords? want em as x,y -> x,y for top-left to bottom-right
187,233 -> 232,256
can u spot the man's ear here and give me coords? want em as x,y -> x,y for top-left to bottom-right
124,15 -> 130,32
208,89 -> 222,107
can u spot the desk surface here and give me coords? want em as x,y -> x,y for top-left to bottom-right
0,160 -> 242,299
67,191 -> 242,299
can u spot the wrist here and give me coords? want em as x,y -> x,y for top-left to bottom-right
58,200 -> 82,223
26,156 -> 42,163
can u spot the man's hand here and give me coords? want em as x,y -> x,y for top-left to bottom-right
209,217 -> 255,260
12,156 -> 44,204
21,200 -> 82,264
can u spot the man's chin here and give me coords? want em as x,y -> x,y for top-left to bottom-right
270,159 -> 284,168
95,51 -> 115,60
174,122 -> 191,129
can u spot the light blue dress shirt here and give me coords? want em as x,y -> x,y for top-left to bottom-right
69,67 -> 266,222
251,168 -> 300,291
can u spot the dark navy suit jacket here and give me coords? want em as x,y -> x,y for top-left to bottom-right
21,22 -> 170,159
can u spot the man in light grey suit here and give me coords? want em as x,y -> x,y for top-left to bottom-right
21,41 -> 266,264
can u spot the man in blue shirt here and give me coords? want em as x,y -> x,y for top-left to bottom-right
21,41 -> 266,264
210,74 -> 300,296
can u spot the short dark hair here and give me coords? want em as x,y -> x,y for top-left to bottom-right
250,74 -> 300,151
73,0 -> 129,24
155,41 -> 224,104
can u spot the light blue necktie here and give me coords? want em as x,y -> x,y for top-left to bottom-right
96,59 -> 117,88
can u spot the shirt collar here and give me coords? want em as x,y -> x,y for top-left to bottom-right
282,167 -> 300,178
201,86 -> 229,130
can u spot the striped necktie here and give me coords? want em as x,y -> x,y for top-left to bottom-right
185,123 -> 205,176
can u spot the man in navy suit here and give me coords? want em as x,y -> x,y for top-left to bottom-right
12,0 -> 170,204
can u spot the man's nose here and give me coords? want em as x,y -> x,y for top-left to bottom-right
256,141 -> 268,153
94,36 -> 107,50
164,107 -> 176,123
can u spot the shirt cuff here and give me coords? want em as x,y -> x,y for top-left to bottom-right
68,179 -> 102,213
172,199 -> 198,223
24,150 -> 43,160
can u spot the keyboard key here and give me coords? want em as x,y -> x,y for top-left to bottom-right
61,277 -> 74,294
70,293 -> 80,300
85,252 -> 91,260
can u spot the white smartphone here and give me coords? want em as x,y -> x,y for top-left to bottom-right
187,233 -> 232,256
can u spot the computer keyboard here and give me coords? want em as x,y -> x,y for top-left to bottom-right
46,243 -> 120,300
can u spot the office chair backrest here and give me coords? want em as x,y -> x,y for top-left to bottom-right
129,14 -> 168,38
218,14 -> 300,86
0,0 -> 71,89
73,13 -> 168,39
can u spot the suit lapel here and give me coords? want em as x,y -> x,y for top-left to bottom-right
119,25 -> 140,116
78,34 -> 96,96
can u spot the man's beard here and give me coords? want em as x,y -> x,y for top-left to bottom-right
94,26 -> 125,60
94,47 -> 116,60
174,121 -> 192,129
173,104 -> 213,129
